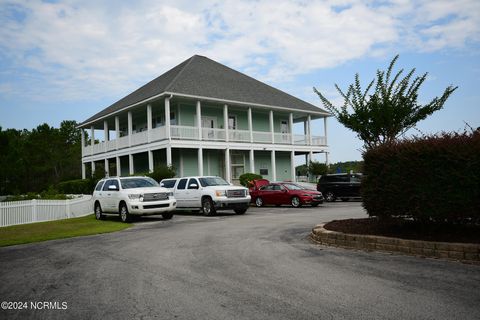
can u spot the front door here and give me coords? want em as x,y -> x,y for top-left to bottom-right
280,120 -> 289,143
201,117 -> 217,140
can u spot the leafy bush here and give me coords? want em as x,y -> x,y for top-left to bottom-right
239,173 -> 263,187
145,165 -> 176,182
57,179 -> 93,194
362,131 -> 480,223
308,161 -> 328,176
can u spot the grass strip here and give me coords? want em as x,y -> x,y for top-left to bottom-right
0,215 -> 131,247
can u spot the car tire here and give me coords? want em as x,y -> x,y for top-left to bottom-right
119,202 -> 132,223
94,202 -> 105,220
255,197 -> 264,207
202,197 -> 216,216
291,196 -> 301,208
325,191 -> 336,202
234,208 -> 247,215
162,212 -> 174,220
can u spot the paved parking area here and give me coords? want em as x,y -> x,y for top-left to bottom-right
1,202 -> 479,319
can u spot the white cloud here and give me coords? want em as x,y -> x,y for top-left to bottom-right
0,0 -> 478,103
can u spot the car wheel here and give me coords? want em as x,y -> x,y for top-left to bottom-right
255,197 -> 264,207
291,196 -> 301,208
202,197 -> 216,216
341,198 -> 349,202
119,203 -> 132,223
325,191 -> 336,202
162,212 -> 174,220
234,208 -> 247,215
94,202 -> 105,220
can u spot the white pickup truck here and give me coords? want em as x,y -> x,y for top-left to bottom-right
160,176 -> 251,216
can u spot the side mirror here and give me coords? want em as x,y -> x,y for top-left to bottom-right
283,189 -> 288,193
189,183 -> 198,189
108,185 -> 118,191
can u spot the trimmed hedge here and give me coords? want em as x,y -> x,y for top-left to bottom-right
57,179 -> 94,194
362,132 -> 480,223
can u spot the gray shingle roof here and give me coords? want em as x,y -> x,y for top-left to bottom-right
80,55 -> 328,126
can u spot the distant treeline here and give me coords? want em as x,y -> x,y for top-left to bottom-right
296,161 -> 363,176
0,121 -> 81,195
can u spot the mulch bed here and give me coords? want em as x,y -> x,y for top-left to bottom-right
324,218 -> 480,244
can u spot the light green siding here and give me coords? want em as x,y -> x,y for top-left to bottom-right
254,151 -> 273,180
178,103 -> 195,126
203,149 -> 223,176
182,148 -> 199,176
275,151 -> 292,181
251,111 -> 270,131
133,152 -> 149,174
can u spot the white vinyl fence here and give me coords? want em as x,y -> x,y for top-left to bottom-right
0,195 -> 93,227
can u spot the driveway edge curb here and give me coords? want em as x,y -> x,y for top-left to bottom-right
310,224 -> 480,265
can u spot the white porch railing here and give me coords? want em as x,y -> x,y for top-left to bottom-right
293,134 -> 308,145
131,131 -> 148,146
106,140 -> 116,152
150,126 -> 166,142
229,129 -> 250,142
253,131 -> 272,143
0,195 -> 93,227
83,145 -> 92,156
117,136 -> 129,149
92,143 -> 104,154
202,128 -> 226,141
171,125 -> 199,140
312,135 -> 326,146
274,133 -> 292,144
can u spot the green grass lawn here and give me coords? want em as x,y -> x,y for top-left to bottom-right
0,215 -> 131,247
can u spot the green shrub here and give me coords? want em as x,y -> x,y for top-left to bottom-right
362,131 -> 480,223
239,173 -> 263,187
57,179 -> 93,194
145,165 -> 176,182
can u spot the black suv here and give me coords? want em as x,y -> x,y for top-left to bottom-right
316,173 -> 362,202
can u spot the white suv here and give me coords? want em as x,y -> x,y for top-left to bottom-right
93,176 -> 176,222
160,176 -> 250,216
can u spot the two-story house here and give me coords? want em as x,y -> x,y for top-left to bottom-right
78,55 -> 329,183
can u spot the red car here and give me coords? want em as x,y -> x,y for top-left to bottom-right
250,181 -> 324,208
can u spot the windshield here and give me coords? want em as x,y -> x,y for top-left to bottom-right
199,177 -> 230,187
283,183 -> 306,190
120,177 -> 159,189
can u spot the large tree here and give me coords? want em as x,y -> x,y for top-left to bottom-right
314,55 -> 457,150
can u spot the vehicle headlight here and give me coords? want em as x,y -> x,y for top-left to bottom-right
245,189 -> 249,196
128,194 -> 143,201
215,190 -> 226,197
167,192 -> 174,197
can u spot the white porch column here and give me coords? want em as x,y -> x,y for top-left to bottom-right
290,151 -> 295,182
129,154 -> 134,175
165,96 -> 171,140
289,113 -> 294,145
116,157 -> 121,176
249,149 -> 255,173
115,116 -> 120,149
325,152 -> 329,166
90,126 -> 95,147
271,150 -> 277,181
104,158 -> 109,176
166,146 -> 172,166
198,148 -> 203,176
196,100 -> 202,140
81,129 -> 85,157
103,120 -> 109,153
91,161 -> 96,176
225,148 -> 231,183
323,116 -> 328,145
224,104 -> 229,142
307,115 -> 312,145
127,111 -> 133,147
148,150 -> 154,173
179,152 -> 184,177
269,110 -> 274,144
147,104 -> 152,143
104,120 -> 109,141
81,163 -> 86,179
248,107 -> 253,143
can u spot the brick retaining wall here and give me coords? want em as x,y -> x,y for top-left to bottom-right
311,224 -> 480,264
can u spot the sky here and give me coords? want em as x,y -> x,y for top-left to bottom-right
0,0 -> 479,163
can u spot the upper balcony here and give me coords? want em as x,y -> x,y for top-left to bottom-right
82,125 -> 326,156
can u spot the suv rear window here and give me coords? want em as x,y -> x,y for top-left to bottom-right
161,179 -> 177,188
95,181 -> 105,191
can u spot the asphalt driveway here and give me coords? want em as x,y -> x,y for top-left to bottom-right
0,202 -> 479,319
